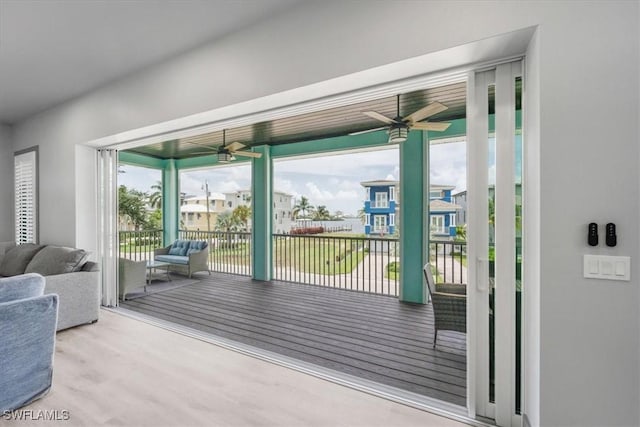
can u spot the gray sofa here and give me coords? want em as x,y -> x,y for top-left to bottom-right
0,242 -> 100,331
0,273 -> 58,412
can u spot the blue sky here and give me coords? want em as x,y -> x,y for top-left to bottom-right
119,141 -> 468,216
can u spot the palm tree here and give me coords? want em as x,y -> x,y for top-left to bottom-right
313,205 -> 330,220
232,205 -> 251,231
293,196 -> 314,219
148,180 -> 162,209
357,208 -> 366,224
215,211 -> 241,233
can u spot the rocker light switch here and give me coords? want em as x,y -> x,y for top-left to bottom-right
584,255 -> 630,281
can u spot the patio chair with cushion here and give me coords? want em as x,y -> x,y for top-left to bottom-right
423,264 -> 466,348
154,240 -> 210,278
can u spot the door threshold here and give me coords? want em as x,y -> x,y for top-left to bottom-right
107,307 -> 493,427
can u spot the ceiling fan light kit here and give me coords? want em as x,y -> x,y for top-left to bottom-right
217,151 -> 234,163
388,126 -> 408,143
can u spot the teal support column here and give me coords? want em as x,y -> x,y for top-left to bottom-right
399,131 -> 428,304
162,159 -> 179,246
252,146 -> 272,281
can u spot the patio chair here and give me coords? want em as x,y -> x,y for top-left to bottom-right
423,264 -> 466,348
118,258 -> 147,300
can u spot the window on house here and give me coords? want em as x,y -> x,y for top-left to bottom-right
429,190 -> 441,199
449,213 -> 456,227
14,148 -> 38,244
365,187 -> 370,201
373,215 -> 387,232
430,215 -> 445,233
374,192 -> 388,208
389,213 -> 395,226
389,186 -> 396,201
365,214 -> 370,226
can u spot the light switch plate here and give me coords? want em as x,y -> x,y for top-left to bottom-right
583,255 -> 630,281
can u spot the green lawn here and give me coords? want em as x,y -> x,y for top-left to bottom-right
273,236 -> 365,275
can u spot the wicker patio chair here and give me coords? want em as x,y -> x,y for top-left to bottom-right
423,264 -> 467,348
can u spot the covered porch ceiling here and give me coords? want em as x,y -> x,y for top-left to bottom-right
126,81 -> 471,160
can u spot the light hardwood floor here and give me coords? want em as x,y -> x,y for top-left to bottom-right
10,310 -> 466,426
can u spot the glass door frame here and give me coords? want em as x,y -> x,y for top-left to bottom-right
467,61 -> 522,426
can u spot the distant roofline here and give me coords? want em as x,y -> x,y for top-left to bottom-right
223,189 -> 292,197
360,180 -> 399,187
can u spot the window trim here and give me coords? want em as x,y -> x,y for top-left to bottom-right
430,214 -> 445,234
14,146 -> 39,244
374,192 -> 389,208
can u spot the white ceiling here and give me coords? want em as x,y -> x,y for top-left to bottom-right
0,0 -> 300,124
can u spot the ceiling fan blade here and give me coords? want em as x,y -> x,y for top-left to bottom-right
232,150 -> 262,158
349,126 -> 387,136
226,141 -> 246,152
362,111 -> 397,124
403,101 -> 448,124
412,121 -> 452,132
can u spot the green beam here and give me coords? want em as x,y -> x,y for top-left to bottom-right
175,155 -> 251,170
162,159 -> 179,246
399,131 -> 428,304
271,130 -> 390,158
252,145 -> 272,281
118,151 -> 164,169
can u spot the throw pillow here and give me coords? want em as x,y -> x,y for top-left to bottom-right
0,244 -> 44,277
24,246 -> 88,276
187,240 -> 207,255
168,240 -> 190,256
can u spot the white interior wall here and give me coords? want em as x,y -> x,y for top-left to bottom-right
9,1 -> 639,426
0,124 -> 13,241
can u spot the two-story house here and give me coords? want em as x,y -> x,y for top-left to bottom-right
224,189 -> 293,234
360,180 -> 461,238
360,180 -> 398,235
180,193 -> 226,231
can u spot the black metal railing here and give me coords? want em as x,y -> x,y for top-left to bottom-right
430,240 -> 467,284
118,230 -> 164,262
273,233 -> 399,296
179,230 -> 252,276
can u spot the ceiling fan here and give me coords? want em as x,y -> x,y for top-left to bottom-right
351,94 -> 452,143
189,129 -> 262,162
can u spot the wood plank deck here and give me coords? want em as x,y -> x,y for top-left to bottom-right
120,273 -> 467,406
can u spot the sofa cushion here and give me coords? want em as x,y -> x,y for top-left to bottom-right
25,246 -> 88,276
0,242 -> 16,267
0,244 -> 44,277
168,240 -> 191,256
187,240 -> 207,255
0,273 -> 45,303
155,254 -> 189,265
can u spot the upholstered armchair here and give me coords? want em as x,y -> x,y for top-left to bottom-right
423,264 -> 466,347
0,273 -> 58,412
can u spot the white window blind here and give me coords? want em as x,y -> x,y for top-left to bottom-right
14,149 -> 38,244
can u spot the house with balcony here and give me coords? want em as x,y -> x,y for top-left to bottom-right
224,189 -> 293,233
180,193 -> 226,231
361,181 -> 461,238
360,180 -> 398,235
429,184 -> 462,238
